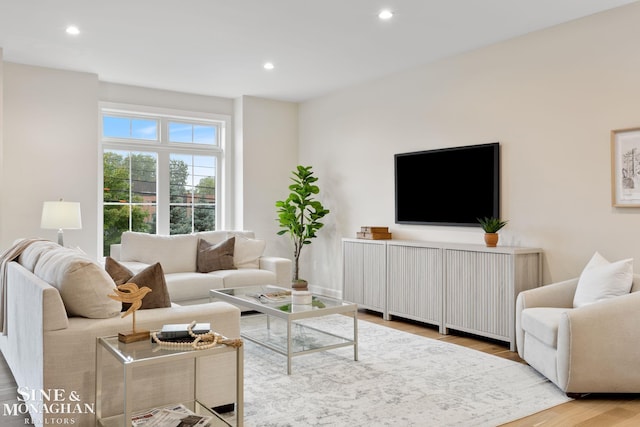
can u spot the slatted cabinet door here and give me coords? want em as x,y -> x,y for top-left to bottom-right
387,242 -> 443,331
342,239 -> 387,317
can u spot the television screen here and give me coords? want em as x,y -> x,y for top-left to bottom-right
394,142 -> 500,226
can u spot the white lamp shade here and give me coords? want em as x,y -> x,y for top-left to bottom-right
41,201 -> 82,230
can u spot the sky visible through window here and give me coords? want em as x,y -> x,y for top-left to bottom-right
103,116 -> 217,185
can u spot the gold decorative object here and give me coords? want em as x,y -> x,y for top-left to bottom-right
108,282 -> 152,343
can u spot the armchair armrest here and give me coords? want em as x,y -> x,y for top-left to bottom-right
557,291 -> 640,392
515,278 -> 578,357
517,278 -> 579,310
259,256 -> 292,287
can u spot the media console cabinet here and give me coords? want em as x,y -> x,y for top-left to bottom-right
342,238 -> 542,351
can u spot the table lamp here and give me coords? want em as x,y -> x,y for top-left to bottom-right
40,200 -> 82,246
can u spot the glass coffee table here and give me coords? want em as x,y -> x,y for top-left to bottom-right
211,285 -> 358,374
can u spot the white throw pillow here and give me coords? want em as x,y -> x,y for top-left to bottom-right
232,234 -> 266,269
573,252 -> 633,308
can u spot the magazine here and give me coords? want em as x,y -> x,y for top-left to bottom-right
132,404 -> 212,426
247,290 -> 291,303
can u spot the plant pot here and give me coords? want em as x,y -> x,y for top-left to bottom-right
292,279 -> 308,291
291,290 -> 312,305
484,233 -> 499,247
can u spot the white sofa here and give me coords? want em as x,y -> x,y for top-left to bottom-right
110,231 -> 292,305
0,239 -> 241,425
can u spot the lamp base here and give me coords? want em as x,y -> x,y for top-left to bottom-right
57,229 -> 64,246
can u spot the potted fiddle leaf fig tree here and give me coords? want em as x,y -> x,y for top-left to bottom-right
276,165 -> 330,291
477,217 -> 508,247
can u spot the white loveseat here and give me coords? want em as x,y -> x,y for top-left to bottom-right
110,231 -> 292,305
0,239 -> 241,425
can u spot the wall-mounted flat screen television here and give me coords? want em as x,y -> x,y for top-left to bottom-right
394,142 -> 500,226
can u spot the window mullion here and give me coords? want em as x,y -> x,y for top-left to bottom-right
157,151 -> 171,235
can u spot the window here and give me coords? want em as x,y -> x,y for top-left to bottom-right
100,104 -> 229,256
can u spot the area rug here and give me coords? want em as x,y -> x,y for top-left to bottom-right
236,314 -> 570,427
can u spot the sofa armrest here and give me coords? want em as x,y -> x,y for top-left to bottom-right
556,291 -> 640,392
1,262 -> 69,424
515,278 -> 578,357
109,244 -> 122,261
259,256 -> 292,287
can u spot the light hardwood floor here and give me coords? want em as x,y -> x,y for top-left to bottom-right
357,310 -> 640,427
1,311 -> 638,426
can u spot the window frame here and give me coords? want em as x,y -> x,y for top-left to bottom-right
98,102 -> 231,256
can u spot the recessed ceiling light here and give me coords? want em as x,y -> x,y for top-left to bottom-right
263,62 -> 275,70
66,25 -> 80,35
378,9 -> 393,20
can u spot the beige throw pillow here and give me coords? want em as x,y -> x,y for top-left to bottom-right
197,237 -> 237,273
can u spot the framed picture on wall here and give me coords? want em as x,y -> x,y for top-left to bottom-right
611,127 -> 640,207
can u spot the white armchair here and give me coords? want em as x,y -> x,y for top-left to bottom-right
515,274 -> 640,395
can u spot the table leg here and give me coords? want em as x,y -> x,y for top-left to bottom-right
287,320 -> 292,375
95,340 -> 103,423
353,309 -> 359,362
124,364 -> 133,426
236,344 -> 244,427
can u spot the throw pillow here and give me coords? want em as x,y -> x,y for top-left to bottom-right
105,257 -> 171,310
197,237 -> 237,273
105,256 -> 133,285
125,262 -> 172,310
33,246 -> 121,318
232,234 -> 266,269
573,252 -> 633,308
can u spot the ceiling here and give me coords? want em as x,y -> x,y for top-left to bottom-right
0,0 -> 636,102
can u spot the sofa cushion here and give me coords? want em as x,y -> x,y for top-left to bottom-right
165,273 -> 225,302
521,307 -> 570,348
210,268 -> 277,288
573,252 -> 633,308
231,234 -> 266,269
194,230 -> 233,245
120,232 -> 198,274
33,246 -> 121,318
197,237 -> 237,273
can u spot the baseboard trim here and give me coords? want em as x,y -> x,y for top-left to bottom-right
308,285 -> 341,300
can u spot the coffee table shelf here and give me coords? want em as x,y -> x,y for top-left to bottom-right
211,285 -> 358,374
97,401 -> 230,427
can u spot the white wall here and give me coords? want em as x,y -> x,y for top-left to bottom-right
299,2 -> 640,295
1,63 -> 99,256
0,71 -> 297,261
234,96 -> 298,259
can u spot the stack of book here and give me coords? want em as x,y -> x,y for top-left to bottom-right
356,226 -> 392,240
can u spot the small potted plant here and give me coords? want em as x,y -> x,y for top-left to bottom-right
477,217 -> 508,247
276,165 -> 330,294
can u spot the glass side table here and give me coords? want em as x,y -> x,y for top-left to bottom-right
95,334 -> 243,427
